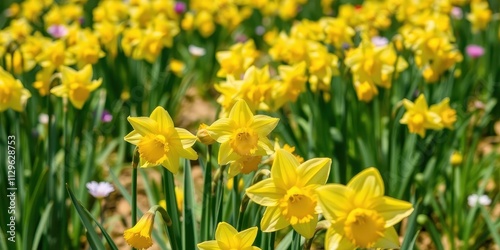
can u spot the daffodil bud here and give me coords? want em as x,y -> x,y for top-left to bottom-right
450,152 -> 463,166
197,123 -> 215,145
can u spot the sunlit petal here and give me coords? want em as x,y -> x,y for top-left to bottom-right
246,179 -> 284,206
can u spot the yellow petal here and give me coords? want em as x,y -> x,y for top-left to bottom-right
401,99 -> 414,111
218,142 -> 240,165
229,99 -> 253,127
175,128 -> 197,148
50,85 -> 66,97
207,118 -> 234,142
228,160 -> 242,178
414,94 -> 428,112
60,65 -> 77,85
251,115 -> 279,136
257,137 -> 275,155
178,147 -> 198,160
215,222 -> 238,247
297,158 -> 331,187
197,240 -> 220,250
237,226 -> 258,247
150,106 -> 174,131
79,64 -> 93,81
87,79 -> 102,91
161,150 -> 180,174
347,167 -> 384,204
245,178 -> 284,206
271,149 -> 299,190
372,196 -> 414,227
291,216 -> 317,239
316,184 -> 352,220
374,226 -> 401,249
124,130 -> 142,144
260,206 -> 289,232
325,228 -> 355,250
127,117 -> 158,135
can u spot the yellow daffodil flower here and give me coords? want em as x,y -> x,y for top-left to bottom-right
68,29 -> 105,67
467,1 -> 492,32
272,61 -> 307,109
430,97 -> 457,129
124,106 -> 198,173
215,66 -> 275,113
50,64 -> 102,109
0,66 -> 31,112
450,151 -> 463,166
316,167 -> 414,249
36,40 -> 74,69
399,94 -> 443,137
320,17 -> 355,49
197,222 -> 261,250
246,149 -> 331,239
123,211 -> 155,250
33,66 -> 55,96
159,186 -> 184,212
216,40 -> 258,79
207,99 -> 278,177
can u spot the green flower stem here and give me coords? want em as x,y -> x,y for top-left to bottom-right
131,148 -> 139,226
163,168 -> 181,250
291,230 -> 301,250
200,145 -> 213,241
61,98 -> 69,248
214,165 -> 226,231
232,175 -> 240,228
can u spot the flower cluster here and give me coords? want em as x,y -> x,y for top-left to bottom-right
400,94 -> 457,137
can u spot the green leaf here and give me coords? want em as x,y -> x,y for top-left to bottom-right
31,202 -> 53,250
66,184 -> 105,249
182,159 -> 198,249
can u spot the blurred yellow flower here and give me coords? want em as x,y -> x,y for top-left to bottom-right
0,67 -> 31,112
467,1 -> 492,32
430,98 -> 457,129
33,66 -> 55,96
316,168 -> 414,249
272,61 -> 307,108
207,99 -> 278,177
123,211 -> 155,250
169,59 -> 185,77
36,40 -> 73,68
216,40 -> 258,78
450,152 -> 463,166
159,186 -> 184,212
399,94 -> 443,137
226,177 -> 244,191
68,29 -> 105,67
354,81 -> 378,102
215,66 -> 275,112
197,222 -> 260,250
246,149 -> 331,238
124,106 -> 198,173
50,64 -> 102,109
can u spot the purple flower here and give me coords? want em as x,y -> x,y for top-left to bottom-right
86,181 -> 114,199
101,110 -> 113,123
235,34 -> 248,43
466,44 -> 485,59
174,2 -> 186,14
47,25 -> 68,39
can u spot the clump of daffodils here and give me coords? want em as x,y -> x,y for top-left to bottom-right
344,36 -> 408,102
399,94 -> 457,138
